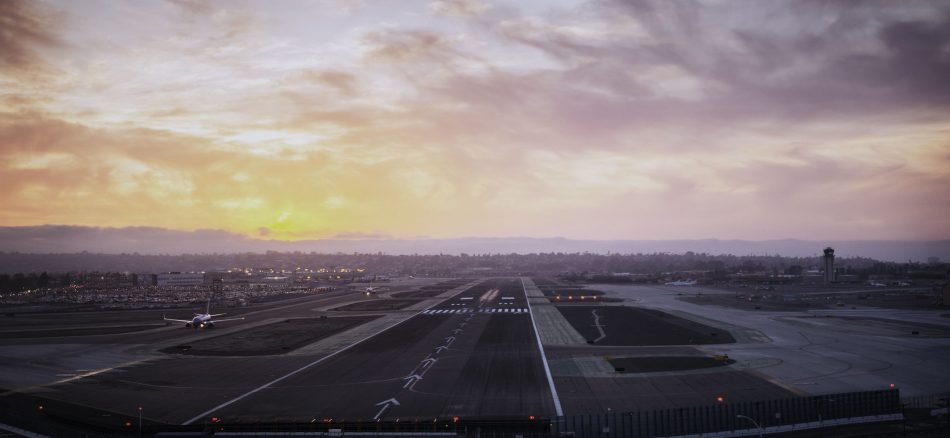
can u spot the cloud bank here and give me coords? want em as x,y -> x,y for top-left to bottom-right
0,0 -> 948,242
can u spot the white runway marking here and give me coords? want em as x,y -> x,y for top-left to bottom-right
181,280 -> 482,425
373,398 -> 400,420
522,277 -> 564,417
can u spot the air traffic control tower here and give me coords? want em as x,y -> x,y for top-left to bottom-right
823,247 -> 835,284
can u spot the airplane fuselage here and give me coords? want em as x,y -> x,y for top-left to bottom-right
186,314 -> 214,328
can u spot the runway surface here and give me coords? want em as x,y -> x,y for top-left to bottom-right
5,278 -> 557,425
205,278 -> 556,423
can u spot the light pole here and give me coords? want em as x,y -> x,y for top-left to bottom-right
736,415 -> 764,438
138,406 -> 142,436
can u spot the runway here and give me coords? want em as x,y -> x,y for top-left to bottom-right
202,278 -> 556,423
2,278 -> 557,426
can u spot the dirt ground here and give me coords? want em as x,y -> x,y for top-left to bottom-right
161,315 -> 379,356
607,356 -> 736,373
556,305 -> 736,346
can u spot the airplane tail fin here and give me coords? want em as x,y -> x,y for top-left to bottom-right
206,299 -> 212,315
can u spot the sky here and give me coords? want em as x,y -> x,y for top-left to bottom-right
1,0 -> 949,242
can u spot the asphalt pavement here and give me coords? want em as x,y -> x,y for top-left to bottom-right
205,278 -> 556,423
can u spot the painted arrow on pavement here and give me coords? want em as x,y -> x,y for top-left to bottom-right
374,398 -> 400,420
402,374 -> 423,389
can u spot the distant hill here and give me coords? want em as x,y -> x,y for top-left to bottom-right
0,225 -> 947,262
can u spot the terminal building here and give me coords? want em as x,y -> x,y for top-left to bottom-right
156,272 -> 205,286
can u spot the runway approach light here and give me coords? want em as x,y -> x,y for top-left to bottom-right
453,416 -> 459,423
716,396 -> 725,403
889,383 -> 896,389
529,415 -> 536,421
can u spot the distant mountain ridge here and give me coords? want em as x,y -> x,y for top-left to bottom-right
0,225 -> 947,262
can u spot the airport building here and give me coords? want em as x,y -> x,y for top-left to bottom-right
156,272 -> 205,286
134,273 -> 156,286
822,247 -> 835,284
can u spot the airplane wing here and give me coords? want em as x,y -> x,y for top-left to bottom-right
208,317 -> 245,323
163,315 -> 193,323
209,313 -> 227,317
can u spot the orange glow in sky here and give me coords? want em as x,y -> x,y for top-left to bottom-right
1,0 -> 948,241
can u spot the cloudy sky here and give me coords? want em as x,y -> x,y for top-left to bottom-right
2,0 -> 949,242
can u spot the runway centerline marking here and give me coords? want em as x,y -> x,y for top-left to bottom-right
181,279 -> 482,425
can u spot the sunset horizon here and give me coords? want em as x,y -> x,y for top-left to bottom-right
3,0 -> 949,243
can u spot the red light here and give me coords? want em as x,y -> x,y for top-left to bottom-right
211,417 -> 220,423
36,404 -> 44,412
452,416 -> 459,423
716,396 -> 724,403
124,421 -> 132,428
889,383 -> 896,389
529,415 -> 535,421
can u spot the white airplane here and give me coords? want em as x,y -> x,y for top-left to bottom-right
363,286 -> 388,295
163,300 -> 244,328
665,279 -> 697,286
